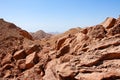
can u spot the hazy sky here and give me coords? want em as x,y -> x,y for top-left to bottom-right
0,0 -> 120,32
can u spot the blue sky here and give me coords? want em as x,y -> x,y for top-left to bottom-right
0,0 -> 120,32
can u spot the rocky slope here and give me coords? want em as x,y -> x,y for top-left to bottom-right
0,17 -> 120,80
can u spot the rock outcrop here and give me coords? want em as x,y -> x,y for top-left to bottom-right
1,17 -> 120,80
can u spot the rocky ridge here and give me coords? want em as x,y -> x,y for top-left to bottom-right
0,17 -> 120,80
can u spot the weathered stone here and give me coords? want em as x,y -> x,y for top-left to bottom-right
87,25 -> 106,39
56,44 -> 70,58
43,68 -> 58,80
101,17 -> 116,29
25,52 -> 38,69
60,54 -> 74,63
81,28 -> 88,34
75,69 -> 120,80
43,59 -> 59,80
3,70 -> 11,78
107,23 -> 120,36
56,62 -> 77,77
1,16 -> 120,80
76,33 -> 89,42
26,44 -> 41,55
13,49 -> 26,60
2,64 -> 14,71
56,36 -> 67,50
1,54 -> 12,66
16,59 -> 26,70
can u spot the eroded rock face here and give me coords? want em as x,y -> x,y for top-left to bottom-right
1,17 -> 120,80
101,17 -> 116,29
87,25 -> 106,39
107,23 -> 120,36
19,30 -> 33,40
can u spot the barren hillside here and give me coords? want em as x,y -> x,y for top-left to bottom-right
0,17 -> 120,80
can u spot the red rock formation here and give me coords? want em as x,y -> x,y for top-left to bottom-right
1,16 -> 120,80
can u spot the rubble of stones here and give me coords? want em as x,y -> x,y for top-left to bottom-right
0,17 -> 120,80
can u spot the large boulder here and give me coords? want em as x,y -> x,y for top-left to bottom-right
1,53 -> 12,66
101,17 -> 116,29
107,23 -> 120,36
25,52 -> 39,69
56,44 -> 70,58
55,62 -> 77,77
87,25 -> 106,39
13,49 -> 26,60
26,44 -> 41,55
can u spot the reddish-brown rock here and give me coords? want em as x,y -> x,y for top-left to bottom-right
107,23 -> 120,36
1,17 -> 120,80
1,53 -> 12,66
101,17 -> 116,29
43,59 -> 59,80
26,44 -> 41,55
56,62 -> 77,77
56,36 -> 67,50
19,30 -> 33,40
25,52 -> 39,69
56,44 -> 70,58
13,49 -> 26,60
87,25 -> 106,39
16,59 -> 26,70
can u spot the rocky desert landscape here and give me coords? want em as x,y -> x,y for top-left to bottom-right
0,16 -> 120,80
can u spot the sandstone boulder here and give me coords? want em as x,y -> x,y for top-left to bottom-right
1,53 -> 12,66
56,36 -> 67,50
13,49 -> 26,60
56,62 -> 77,77
25,52 -> 39,69
87,25 -> 106,39
76,32 -> 89,42
56,44 -> 70,58
107,23 -> 120,36
43,68 -> 59,80
101,17 -> 116,29
43,59 -> 59,80
26,44 -> 41,55
16,59 -> 26,70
